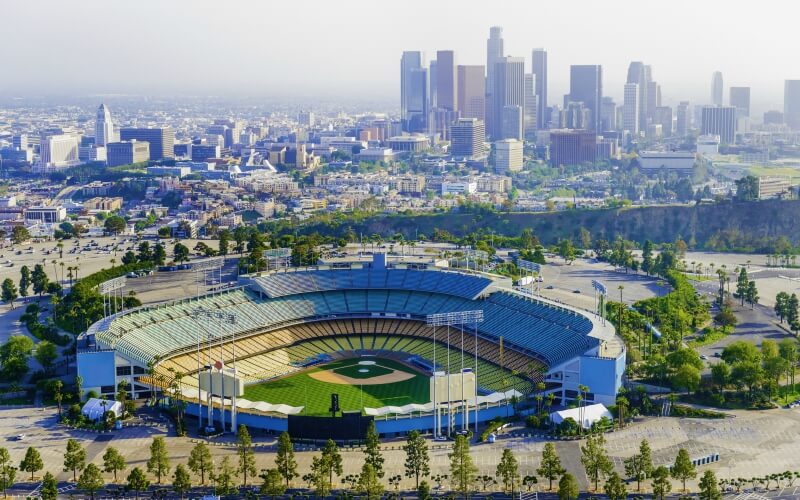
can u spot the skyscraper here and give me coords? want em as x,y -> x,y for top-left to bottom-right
491,56 -> 525,139
711,71 -> 724,106
457,65 -> 485,121
626,62 -> 648,130
120,127 -> 175,160
532,48 -> 548,129
486,27 -> 504,98
623,83 -> 640,134
95,104 -> 114,147
436,50 -> 457,112
654,106 -> 673,137
676,101 -> 691,136
400,51 -> 428,133
701,106 -> 736,144
600,97 -> 616,131
729,87 -> 750,118
646,81 -> 661,121
523,73 -> 538,139
450,118 -> 486,159
569,65 -> 602,131
785,80 -> 800,130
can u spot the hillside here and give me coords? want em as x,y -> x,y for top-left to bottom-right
291,200 -> 800,252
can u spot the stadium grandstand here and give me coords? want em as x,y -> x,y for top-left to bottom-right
77,254 -> 624,435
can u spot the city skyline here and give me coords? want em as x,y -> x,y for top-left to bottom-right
2,0 -> 799,115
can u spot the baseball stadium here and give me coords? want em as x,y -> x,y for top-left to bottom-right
77,254 -> 625,437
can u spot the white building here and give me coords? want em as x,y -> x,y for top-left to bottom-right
494,139 -> 523,173
441,181 -> 477,195
697,135 -> 720,156
638,151 -> 695,176
37,134 -> 80,172
623,83 -> 639,135
95,103 -> 114,146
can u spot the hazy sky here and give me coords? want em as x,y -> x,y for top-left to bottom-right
3,0 -> 798,113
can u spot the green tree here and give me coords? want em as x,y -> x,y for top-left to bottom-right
40,471 -> 58,500
102,447 -> 126,482
537,442 -> 565,491
11,226 -> 30,245
310,455 -> 331,497
736,267 -> 749,306
173,243 -> 190,263
104,216 -> 127,235
711,362 -> 731,391
558,239 -> 576,264
402,429 -> 430,488
671,448 -> 697,492
34,341 -> 58,373
558,472 -> 579,500
1,279 -> 17,308
604,471 -> 627,500
260,468 -> 286,498
172,464 -> 192,499
642,240 -> 654,275
188,442 -> 213,484
31,264 -> 49,298
146,437 -> 170,484
211,455 -> 238,496
624,439 -> 653,491
746,280 -> 759,309
357,462 -> 384,499
152,243 -> 167,266
236,424 -> 257,486
274,431 -> 297,487
673,363 -> 701,394
319,438 -> 343,490
63,438 -> 86,482
449,434 -> 477,498
18,266 -> 31,298
364,420 -> 384,478
775,291 -> 791,322
218,229 -> 230,256
136,242 -> 152,262
735,175 -> 759,201
126,467 -> 150,500
580,434 -> 613,491
652,465 -> 672,500
699,469 -> 722,500
0,447 -> 14,498
496,448 -> 520,495
77,463 -> 105,500
19,446 -> 43,481
0,335 -> 33,380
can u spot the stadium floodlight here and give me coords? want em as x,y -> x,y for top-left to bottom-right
425,310 -> 484,327
98,276 -> 126,294
517,259 -> 541,273
463,249 -> 488,261
591,279 -> 607,296
264,248 -> 292,258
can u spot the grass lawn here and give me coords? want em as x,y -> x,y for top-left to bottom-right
243,358 -> 430,415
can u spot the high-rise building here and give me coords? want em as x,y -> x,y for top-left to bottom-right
569,65 -> 602,131
95,104 -> 114,147
626,62 -> 649,129
501,105 -> 523,140
457,65 -> 485,121
107,140 -> 150,167
600,97 -> 616,131
11,134 -> 27,150
400,51 -> 429,133
436,50 -> 457,112
711,71 -> 724,106
523,74 -> 538,139
120,127 -> 175,160
532,48 -> 548,129
39,134 -> 80,170
654,106 -> 673,137
486,27 -> 504,99
676,101 -> 691,136
562,102 -> 590,130
729,87 -> 751,118
491,56 -> 525,139
549,129 -> 597,166
784,80 -> 800,130
701,106 -> 736,144
646,81 -> 661,121
494,138 -> 523,173
450,118 -> 485,159
623,83 -> 640,134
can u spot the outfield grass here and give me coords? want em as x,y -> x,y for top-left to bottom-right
243,358 -> 430,415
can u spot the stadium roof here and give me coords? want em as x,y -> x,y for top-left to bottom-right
83,268 -> 609,369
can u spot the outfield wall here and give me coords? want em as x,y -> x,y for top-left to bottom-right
184,402 -> 512,438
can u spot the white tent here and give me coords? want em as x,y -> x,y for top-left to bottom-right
550,403 -> 612,429
82,398 -> 122,420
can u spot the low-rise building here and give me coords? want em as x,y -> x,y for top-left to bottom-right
638,151 -> 696,176
757,176 -> 791,199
